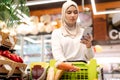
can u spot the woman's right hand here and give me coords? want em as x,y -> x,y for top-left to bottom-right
56,62 -> 80,72
80,33 -> 93,48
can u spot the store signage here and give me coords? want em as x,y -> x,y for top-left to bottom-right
109,29 -> 120,40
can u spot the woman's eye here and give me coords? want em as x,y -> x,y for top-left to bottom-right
66,10 -> 78,14
67,11 -> 72,14
74,10 -> 78,14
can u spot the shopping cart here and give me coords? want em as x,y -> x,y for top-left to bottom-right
50,59 -> 104,80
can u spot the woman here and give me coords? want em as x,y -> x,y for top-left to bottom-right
51,0 -> 94,71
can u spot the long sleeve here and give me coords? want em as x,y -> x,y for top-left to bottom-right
51,28 -> 95,63
85,47 -> 94,61
51,29 -> 66,62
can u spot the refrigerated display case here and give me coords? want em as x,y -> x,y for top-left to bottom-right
15,33 -> 53,66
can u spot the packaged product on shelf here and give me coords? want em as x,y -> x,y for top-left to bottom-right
0,31 -> 17,49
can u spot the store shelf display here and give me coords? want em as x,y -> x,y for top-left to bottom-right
0,31 -> 27,79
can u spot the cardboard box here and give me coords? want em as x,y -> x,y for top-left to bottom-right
0,56 -> 27,78
0,31 -> 17,49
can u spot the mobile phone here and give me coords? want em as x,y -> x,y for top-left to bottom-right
81,26 -> 93,40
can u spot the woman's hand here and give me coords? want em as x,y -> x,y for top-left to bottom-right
56,62 -> 80,72
80,33 -> 93,48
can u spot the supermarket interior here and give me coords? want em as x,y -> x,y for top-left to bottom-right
0,0 -> 120,80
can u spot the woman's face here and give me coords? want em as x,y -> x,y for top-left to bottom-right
65,5 -> 78,26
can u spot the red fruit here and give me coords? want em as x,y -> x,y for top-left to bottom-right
14,55 -> 23,63
10,53 -> 23,63
2,50 -> 11,57
7,53 -> 11,59
18,56 -> 23,63
9,54 -> 18,62
13,53 -> 23,63
14,54 -> 21,62
0,50 -> 3,55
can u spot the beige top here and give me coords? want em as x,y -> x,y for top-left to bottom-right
51,27 -> 94,62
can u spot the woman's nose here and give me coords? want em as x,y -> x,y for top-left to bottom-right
71,12 -> 75,16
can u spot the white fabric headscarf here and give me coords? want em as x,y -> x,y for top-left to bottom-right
61,0 -> 81,38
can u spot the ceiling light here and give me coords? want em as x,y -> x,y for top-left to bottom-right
91,0 -> 120,15
26,0 -> 66,6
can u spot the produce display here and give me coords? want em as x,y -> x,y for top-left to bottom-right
0,31 -> 27,80
13,58 -> 103,80
0,54 -> 27,79
0,50 -> 23,63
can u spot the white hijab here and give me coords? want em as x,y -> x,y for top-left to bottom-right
61,0 -> 81,38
